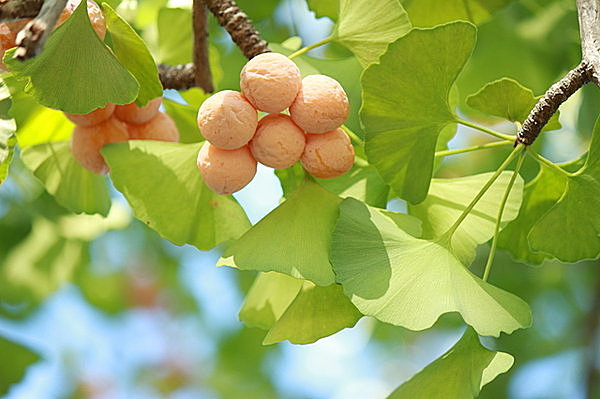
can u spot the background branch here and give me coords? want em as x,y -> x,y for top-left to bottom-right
192,0 -> 213,92
0,0 -> 43,21
13,0 -> 67,60
577,0 -> 600,86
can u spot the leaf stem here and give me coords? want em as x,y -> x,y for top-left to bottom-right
342,126 -> 365,146
441,144 -> 525,239
526,148 -> 576,177
288,36 -> 334,59
482,150 -> 526,281
455,118 -> 515,141
434,140 -> 513,158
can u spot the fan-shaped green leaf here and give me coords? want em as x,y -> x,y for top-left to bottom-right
409,172 -> 524,265
0,335 -> 40,396
331,198 -> 531,337
403,0 -> 510,27
102,141 -> 250,250
4,0 -> 138,114
361,22 -> 476,204
14,107 -> 73,148
388,328 -> 513,398
21,141 -> 111,216
218,178 -> 340,286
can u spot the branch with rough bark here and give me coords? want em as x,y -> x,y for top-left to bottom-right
0,0 -> 43,21
14,0 -> 67,60
516,0 -> 600,146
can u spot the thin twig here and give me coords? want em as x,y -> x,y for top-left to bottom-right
13,0 -> 67,60
193,0 -> 213,92
0,0 -> 43,21
577,0 -> 600,86
204,0 -> 269,59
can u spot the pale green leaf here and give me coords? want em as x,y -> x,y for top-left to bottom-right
218,178 -> 341,286
163,88 -> 209,144
102,141 -> 250,250
388,328 -> 513,398
20,141 -> 111,216
466,78 -> 561,131
0,335 -> 40,396
5,0 -> 138,114
103,4 -> 163,106
362,22 -> 476,204
157,7 -> 193,65
307,0 -> 339,20
333,0 -> 411,67
0,78 -> 15,183
331,198 -> 532,337
403,0 -> 511,27
409,172 -> 524,265
15,107 -> 72,148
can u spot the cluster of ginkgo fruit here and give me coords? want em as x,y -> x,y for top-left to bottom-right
196,52 -> 354,195
0,0 -> 180,175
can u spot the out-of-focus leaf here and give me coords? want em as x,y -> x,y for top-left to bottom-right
163,88 -> 209,144
157,8 -> 193,65
403,0 -> 511,27
14,107 -> 72,148
307,0 -> 339,20
4,1 -> 138,113
0,335 -> 40,396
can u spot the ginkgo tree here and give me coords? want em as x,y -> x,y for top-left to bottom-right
0,0 -> 599,397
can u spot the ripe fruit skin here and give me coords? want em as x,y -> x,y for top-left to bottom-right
249,114 -> 305,169
64,103 -> 115,126
57,0 -> 106,39
301,128 -> 354,179
114,97 -> 162,125
197,90 -> 257,150
289,75 -> 349,134
127,112 -> 179,142
240,52 -> 302,113
197,142 -> 257,195
71,117 -> 129,174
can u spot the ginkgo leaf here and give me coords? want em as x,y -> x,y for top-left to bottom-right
102,141 -> 251,250
409,172 -> 524,265
361,22 -> 476,204
14,107 -> 73,148
162,88 -> 209,144
466,78 -> 561,131
5,0 -> 138,114
331,198 -> 532,337
0,79 -> 15,184
218,178 -> 340,286
20,141 -> 111,216
307,0 -> 338,21
0,335 -> 40,396
332,0 -> 411,67
240,272 -> 362,345
403,0 -> 510,27
103,4 -> 163,106
388,328 -> 513,398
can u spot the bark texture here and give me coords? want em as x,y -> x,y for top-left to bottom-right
13,0 -> 67,60
0,0 -> 43,21
193,0 -> 213,92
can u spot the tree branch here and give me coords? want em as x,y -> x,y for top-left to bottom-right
204,0 -> 269,59
13,0 -> 67,60
0,0 -> 43,21
516,0 -> 600,146
193,0 -> 213,92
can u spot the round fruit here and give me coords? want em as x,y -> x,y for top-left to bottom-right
71,117 -> 129,174
197,142 -> 257,195
249,114 -> 305,169
289,74 -> 349,134
301,128 -> 354,179
64,103 -> 115,126
197,90 -> 257,150
114,97 -> 162,125
127,112 -> 179,142
57,0 -> 106,39
240,52 -> 302,113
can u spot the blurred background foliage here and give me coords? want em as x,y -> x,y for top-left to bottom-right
1,0 -> 599,398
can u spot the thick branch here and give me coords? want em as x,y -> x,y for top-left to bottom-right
13,0 -> 67,60
204,0 -> 269,59
577,0 -> 600,86
193,0 -> 213,92
0,0 -> 43,21
158,63 -> 196,91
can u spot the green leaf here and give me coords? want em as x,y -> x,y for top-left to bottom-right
263,281 -> 362,345
331,198 -> 531,337
317,164 -> 390,208
361,22 -> 476,204
102,140 -> 250,250
466,78 -> 561,131
332,0 -> 411,67
240,272 -> 304,330
403,0 -> 511,27
388,328 -> 513,398
307,0 -> 339,20
157,7 -> 193,65
4,0 -> 138,114
15,107 -> 73,148
240,272 -> 362,345
408,172 -> 524,265
498,165 -> 567,265
103,4 -> 163,106
0,335 -> 40,396
21,142 -> 111,216
163,88 -> 210,144
0,79 -> 15,183
219,178 -> 341,286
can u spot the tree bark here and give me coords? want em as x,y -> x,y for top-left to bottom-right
193,0 -> 213,92
0,0 -> 43,21
13,0 -> 67,60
